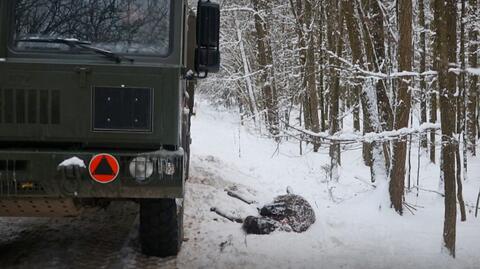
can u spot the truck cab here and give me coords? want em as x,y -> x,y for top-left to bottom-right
0,0 -> 220,257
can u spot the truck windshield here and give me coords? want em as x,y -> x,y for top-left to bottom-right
12,0 -> 171,56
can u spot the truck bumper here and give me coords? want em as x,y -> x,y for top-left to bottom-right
0,149 -> 184,199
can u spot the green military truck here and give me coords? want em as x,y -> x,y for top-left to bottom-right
0,0 -> 220,257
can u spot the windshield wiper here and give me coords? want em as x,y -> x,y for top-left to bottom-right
16,38 -> 134,64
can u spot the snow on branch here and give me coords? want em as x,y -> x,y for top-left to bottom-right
282,120 -> 441,144
465,68 -> 480,76
325,49 -> 480,79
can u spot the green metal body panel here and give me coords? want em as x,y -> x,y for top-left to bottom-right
0,63 -> 182,148
0,0 -> 192,201
0,149 -> 184,198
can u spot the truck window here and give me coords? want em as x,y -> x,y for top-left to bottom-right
12,0 -> 171,55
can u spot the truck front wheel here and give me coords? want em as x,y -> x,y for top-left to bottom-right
139,199 -> 183,257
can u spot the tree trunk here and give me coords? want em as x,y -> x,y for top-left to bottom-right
459,0 -> 469,187
371,3 -> 393,133
304,0 -> 321,151
317,3 -> 327,132
345,1 -> 372,167
357,1 -> 393,168
457,0 -> 467,136
390,0 -> 413,215
328,0 -> 344,180
430,0 -> 440,164
467,0 -> 478,155
288,0 -> 307,130
436,0 -> 457,257
344,0 -> 386,182
455,144 -> 467,221
289,0 -> 320,151
251,0 -> 280,137
419,0 -> 428,149
357,0 -> 393,132
235,17 -> 259,124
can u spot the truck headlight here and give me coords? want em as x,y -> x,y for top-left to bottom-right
129,157 -> 154,181
164,162 -> 175,176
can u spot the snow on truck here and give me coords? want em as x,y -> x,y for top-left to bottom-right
0,0 -> 220,257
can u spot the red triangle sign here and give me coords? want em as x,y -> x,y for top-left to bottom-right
89,154 -> 120,184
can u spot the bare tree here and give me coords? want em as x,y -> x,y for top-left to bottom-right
467,0 -> 478,155
390,0 -> 413,215
419,0 -> 428,149
251,0 -> 279,137
327,0 -> 344,181
435,0 -> 457,257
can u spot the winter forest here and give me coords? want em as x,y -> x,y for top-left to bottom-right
1,0 -> 480,267
196,0 -> 480,258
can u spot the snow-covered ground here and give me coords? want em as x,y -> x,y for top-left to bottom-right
178,96 -> 480,269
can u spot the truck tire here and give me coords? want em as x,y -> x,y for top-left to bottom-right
140,199 -> 183,257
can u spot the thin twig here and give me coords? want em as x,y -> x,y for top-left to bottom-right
210,207 -> 243,223
411,186 -> 445,197
403,202 -> 416,215
403,202 -> 419,211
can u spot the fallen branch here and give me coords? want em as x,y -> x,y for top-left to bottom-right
403,202 -> 416,215
410,186 -> 445,197
210,207 -> 243,223
226,190 -> 255,205
404,202 -> 419,211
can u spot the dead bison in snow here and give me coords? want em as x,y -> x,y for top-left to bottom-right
243,194 -> 316,234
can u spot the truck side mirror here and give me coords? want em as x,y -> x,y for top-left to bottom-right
195,0 -> 220,77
